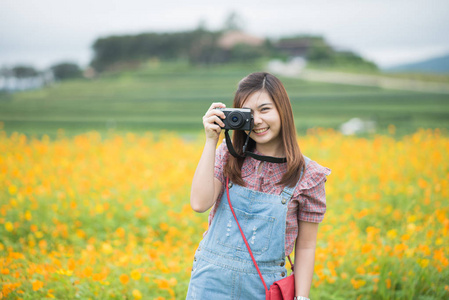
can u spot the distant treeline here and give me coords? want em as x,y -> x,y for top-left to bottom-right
90,29 -> 377,72
91,29 -> 225,71
0,63 -> 83,92
1,63 -> 82,80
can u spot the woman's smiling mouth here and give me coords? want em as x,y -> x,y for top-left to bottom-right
253,127 -> 269,134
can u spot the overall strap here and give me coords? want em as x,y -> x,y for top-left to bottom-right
226,177 -> 269,294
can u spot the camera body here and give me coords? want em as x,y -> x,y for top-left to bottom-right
218,108 -> 253,131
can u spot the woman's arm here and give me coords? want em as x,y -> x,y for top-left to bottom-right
294,221 -> 319,298
190,141 -> 223,212
190,102 -> 226,213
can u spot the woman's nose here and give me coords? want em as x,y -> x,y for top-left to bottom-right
253,112 -> 262,125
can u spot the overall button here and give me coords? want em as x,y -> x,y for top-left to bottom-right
281,198 -> 287,204
280,262 -> 285,267
281,272 -> 286,277
228,182 -> 233,188
194,257 -> 197,262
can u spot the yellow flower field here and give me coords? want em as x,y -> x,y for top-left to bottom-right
0,128 -> 448,299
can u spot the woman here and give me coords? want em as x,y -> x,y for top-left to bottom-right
187,72 -> 331,299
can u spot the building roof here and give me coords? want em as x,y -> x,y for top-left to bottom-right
217,31 -> 265,50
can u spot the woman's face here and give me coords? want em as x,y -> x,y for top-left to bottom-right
242,90 -> 282,150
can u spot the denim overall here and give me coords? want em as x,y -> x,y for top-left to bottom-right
186,157 -> 309,299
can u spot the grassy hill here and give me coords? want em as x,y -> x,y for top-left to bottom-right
1,62 -> 448,138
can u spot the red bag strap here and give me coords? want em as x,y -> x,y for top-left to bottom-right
288,255 -> 294,272
225,177 -> 294,294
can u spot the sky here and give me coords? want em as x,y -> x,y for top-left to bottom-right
1,0 -> 449,70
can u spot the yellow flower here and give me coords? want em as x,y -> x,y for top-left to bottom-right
8,185 -> 17,195
131,269 -> 142,281
67,258 -> 76,271
132,289 -> 142,300
56,269 -> 73,276
350,278 -> 366,289
47,289 -> 55,298
1,268 -> 10,275
119,274 -> 130,285
5,222 -> 14,232
361,243 -> 373,254
102,243 -> 113,254
406,223 -> 416,232
419,259 -> 429,269
356,266 -> 365,275
24,210 -> 32,221
115,227 -> 126,238
82,266 -> 93,277
401,234 -> 411,241
154,278 -> 170,289
92,273 -> 104,282
386,229 -> 397,239
385,278 -> 391,289
32,280 -> 44,291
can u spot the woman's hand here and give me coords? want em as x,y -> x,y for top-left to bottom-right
203,102 -> 226,142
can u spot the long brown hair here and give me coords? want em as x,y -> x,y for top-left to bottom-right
223,72 -> 305,187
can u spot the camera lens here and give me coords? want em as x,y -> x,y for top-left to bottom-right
228,111 -> 245,129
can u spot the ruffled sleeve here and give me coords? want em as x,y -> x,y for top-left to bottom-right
296,160 -> 331,223
214,140 -> 229,184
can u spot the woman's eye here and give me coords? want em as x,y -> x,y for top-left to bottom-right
261,107 -> 270,112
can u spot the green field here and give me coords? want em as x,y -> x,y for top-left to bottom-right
1,62 -> 448,138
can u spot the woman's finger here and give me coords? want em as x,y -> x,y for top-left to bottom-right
204,108 -> 226,120
207,123 -> 222,133
204,122 -> 222,137
205,103 -> 226,117
208,102 -> 226,111
210,115 -> 225,128
204,115 -> 225,128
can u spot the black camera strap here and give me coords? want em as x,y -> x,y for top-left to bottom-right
224,129 -> 287,164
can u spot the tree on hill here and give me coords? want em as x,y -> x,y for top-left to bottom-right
276,35 -> 378,70
50,62 -> 82,80
12,66 -> 39,78
223,11 -> 245,31
92,32 -> 199,71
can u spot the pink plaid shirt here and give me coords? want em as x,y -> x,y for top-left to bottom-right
205,141 -> 331,256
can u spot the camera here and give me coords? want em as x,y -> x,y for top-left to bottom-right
218,108 -> 253,131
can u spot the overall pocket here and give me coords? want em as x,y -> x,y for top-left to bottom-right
214,205 -> 275,254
